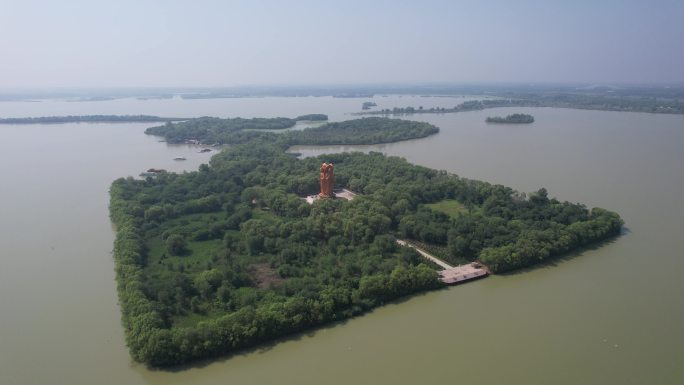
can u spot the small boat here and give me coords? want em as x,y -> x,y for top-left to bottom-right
173,157 -> 186,161
199,148 -> 212,153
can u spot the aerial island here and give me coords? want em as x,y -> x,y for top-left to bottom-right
110,116 -> 622,366
294,114 -> 328,121
144,116 -> 434,145
486,113 -> 534,124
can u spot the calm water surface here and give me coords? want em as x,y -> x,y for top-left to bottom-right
0,96 -> 682,385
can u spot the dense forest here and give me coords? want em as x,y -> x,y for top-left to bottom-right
285,118 -> 438,145
145,116 -> 438,146
0,115 -> 185,124
111,117 -> 622,366
145,117 -> 299,143
486,113 -> 535,123
294,114 -> 328,121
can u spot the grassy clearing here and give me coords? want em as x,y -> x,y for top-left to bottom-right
146,237 -> 224,275
173,311 -> 224,328
424,199 -> 468,218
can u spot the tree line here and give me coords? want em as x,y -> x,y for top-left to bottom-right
144,117 -> 299,143
294,114 -> 328,121
357,94 -> 684,116
0,115 -> 186,124
486,113 -> 535,123
145,116 -> 439,146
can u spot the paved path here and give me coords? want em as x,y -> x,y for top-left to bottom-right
396,239 -> 489,284
396,239 -> 453,269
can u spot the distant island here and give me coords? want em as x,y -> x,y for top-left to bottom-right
0,115 -> 187,124
112,115 -> 623,366
294,114 -> 328,121
362,101 -> 377,110
354,99 -> 540,116
486,113 -> 534,124
145,116 -> 435,145
333,93 -> 374,98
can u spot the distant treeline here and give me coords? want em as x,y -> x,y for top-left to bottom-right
294,114 -> 328,121
357,94 -> 684,115
0,115 -> 186,124
3,84 -> 684,103
145,116 -> 437,146
357,99 -> 540,115
523,92 -> 684,114
486,113 -> 534,123
286,118 -> 438,145
0,114 -> 328,126
145,117 -> 298,143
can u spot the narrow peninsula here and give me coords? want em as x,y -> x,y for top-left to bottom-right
355,93 -> 684,116
0,115 -> 187,124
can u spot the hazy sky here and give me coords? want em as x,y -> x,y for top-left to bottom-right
1,0 -> 683,87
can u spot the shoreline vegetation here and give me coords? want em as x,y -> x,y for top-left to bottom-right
144,116 -> 436,145
354,95 -> 684,116
486,113 -> 535,124
3,84 -> 683,115
0,114 -> 328,125
0,115 -> 188,124
293,114 -> 328,121
111,116 -> 623,366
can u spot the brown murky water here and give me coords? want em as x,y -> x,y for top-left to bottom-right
0,97 -> 682,384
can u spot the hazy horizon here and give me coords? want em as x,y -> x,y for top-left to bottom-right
2,0 -> 683,87
3,80 -> 684,92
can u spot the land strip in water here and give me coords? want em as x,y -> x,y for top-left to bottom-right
0,115 -> 189,124
354,93 -> 684,116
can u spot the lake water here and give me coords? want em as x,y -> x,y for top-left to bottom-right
0,96 -> 682,385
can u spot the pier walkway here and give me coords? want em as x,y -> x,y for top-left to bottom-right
396,240 -> 489,285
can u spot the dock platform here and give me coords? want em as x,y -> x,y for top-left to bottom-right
438,263 -> 489,284
396,239 -> 489,285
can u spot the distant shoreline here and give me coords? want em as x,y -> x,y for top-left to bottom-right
353,95 -> 684,116
0,115 -> 187,124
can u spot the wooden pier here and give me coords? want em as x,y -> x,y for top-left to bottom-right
438,263 -> 489,284
396,240 -> 489,285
